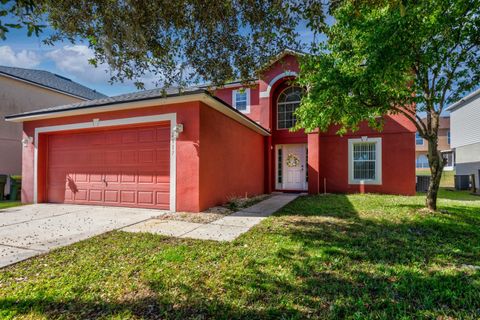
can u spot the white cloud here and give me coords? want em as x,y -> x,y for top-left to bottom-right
46,45 -> 158,88
0,46 -> 41,68
46,45 -> 112,83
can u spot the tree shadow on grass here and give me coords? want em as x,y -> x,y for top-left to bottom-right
1,194 -> 479,319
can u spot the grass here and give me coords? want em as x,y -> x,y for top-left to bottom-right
0,201 -> 22,210
0,190 -> 479,319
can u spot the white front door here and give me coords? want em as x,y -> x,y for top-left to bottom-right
277,144 -> 307,190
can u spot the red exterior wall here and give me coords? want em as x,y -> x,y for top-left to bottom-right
214,85 -> 265,127
21,100 -> 267,212
307,115 -> 416,196
22,102 -> 202,212
198,102 -> 265,209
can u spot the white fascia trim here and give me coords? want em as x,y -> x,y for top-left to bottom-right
348,137 -> 383,185
33,113 -> 177,212
0,73 -> 90,101
259,71 -> 298,98
232,88 -> 251,114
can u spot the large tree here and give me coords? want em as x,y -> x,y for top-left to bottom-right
296,0 -> 480,211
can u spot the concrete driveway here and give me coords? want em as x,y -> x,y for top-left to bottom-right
0,204 -> 164,268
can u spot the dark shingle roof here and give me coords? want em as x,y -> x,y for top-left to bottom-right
0,66 -> 106,100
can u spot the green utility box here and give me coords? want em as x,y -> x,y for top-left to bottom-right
9,175 -> 22,201
0,175 -> 7,200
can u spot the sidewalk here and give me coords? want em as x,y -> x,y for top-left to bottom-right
123,193 -> 300,241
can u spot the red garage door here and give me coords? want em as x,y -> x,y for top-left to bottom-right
47,123 -> 171,209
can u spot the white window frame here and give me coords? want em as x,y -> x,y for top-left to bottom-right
232,88 -> 250,114
348,137 -> 382,185
276,86 -> 302,130
416,154 -> 429,169
415,132 -> 424,145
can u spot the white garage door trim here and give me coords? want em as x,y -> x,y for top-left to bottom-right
34,113 -> 177,211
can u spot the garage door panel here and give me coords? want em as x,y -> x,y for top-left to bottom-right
47,123 -> 171,209
105,151 -> 121,163
138,128 -> 156,142
120,172 -> 136,183
89,173 -> 103,183
105,132 -> 122,145
104,190 -> 119,203
156,127 -> 170,141
121,131 -> 138,144
138,191 -> 154,205
89,189 -> 103,202
139,149 -> 155,163
156,192 -> 169,207
120,151 -> 137,164
74,189 -> 88,201
120,190 -> 136,203
138,173 -> 155,184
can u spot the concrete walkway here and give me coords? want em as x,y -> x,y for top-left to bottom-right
0,204 -> 163,268
123,193 -> 300,241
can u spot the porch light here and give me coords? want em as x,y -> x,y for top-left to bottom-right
21,136 -> 33,147
173,124 -> 184,138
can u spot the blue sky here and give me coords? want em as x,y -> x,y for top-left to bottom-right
0,21 -> 317,97
0,25 -> 146,96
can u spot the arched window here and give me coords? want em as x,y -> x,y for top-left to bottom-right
277,86 -> 303,129
416,154 -> 429,168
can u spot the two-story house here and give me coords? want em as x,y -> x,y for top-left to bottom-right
5,50 -> 416,212
0,66 -> 106,196
447,88 -> 480,191
415,116 -> 454,171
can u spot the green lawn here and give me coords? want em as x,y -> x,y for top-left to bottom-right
0,201 -> 22,210
1,190 -> 479,319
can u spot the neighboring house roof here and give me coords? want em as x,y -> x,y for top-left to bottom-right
5,86 -> 270,136
446,87 -> 480,112
0,66 -> 106,100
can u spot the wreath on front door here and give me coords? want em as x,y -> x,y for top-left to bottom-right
286,153 -> 300,167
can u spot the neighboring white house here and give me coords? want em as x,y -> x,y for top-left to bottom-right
447,88 -> 480,191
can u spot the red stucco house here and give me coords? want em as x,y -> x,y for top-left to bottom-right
5,50 -> 416,212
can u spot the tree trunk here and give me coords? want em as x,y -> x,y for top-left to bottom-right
426,136 -> 444,211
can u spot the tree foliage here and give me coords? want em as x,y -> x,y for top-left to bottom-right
0,0 -> 327,88
0,0 -> 44,39
296,0 -> 480,210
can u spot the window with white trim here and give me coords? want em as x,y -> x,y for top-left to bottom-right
415,132 -> 424,145
277,86 -> 302,129
447,130 -> 451,145
348,137 -> 382,185
232,88 -> 250,113
416,154 -> 429,168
